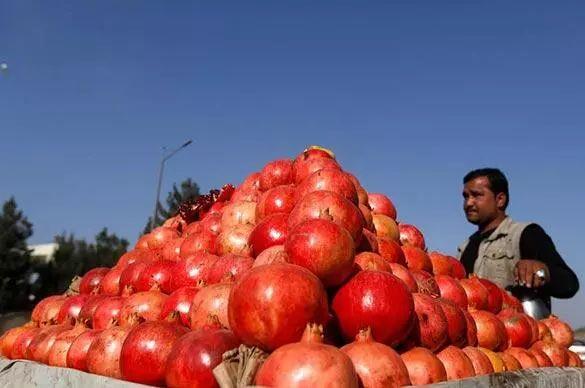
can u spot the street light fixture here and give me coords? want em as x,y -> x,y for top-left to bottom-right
151,139 -> 193,230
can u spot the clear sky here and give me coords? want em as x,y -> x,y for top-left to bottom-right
1,1 -> 584,326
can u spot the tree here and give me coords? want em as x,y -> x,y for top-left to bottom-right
143,178 -> 200,234
0,197 -> 33,313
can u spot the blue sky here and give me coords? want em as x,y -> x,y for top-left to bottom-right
1,1 -> 584,326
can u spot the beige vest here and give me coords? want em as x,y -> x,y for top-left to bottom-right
457,217 -> 531,289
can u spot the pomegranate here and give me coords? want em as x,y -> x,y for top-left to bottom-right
119,259 -> 153,296
146,226 -> 180,251
341,327 -> 411,387
116,249 -> 152,268
165,328 -> 240,388
450,258 -> 467,279
27,325 -> 71,363
220,200 -> 257,230
459,276 -> 489,310
410,269 -> 440,297
296,168 -> 359,206
253,245 -> 289,267
98,265 -> 125,296
367,193 -> 397,220
470,310 -> 509,351
504,347 -> 539,369
180,230 -> 218,257
538,320 -> 554,342
31,295 -> 67,326
163,215 -> 186,233
501,289 -> 523,312
398,223 -> 426,250
435,275 -> 468,309
216,224 -> 254,256
402,293 -> 449,352
57,295 -> 91,325
1,325 -> 36,358
288,190 -> 365,243
259,159 -> 294,191
524,314 -> 540,347
436,346 -> 476,381
498,309 -> 534,348
190,283 -> 232,330
120,321 -> 188,385
377,238 -> 406,265
256,184 -> 296,220
354,252 -> 393,273
567,350 -> 584,367
170,252 -> 219,290
388,263 -> 418,292
531,348 -> 554,367
462,347 -> 494,375
531,340 -> 570,367
372,214 -> 400,241
402,245 -> 432,272
11,328 -> 41,359
541,314 -> 574,347
160,286 -> 198,326
463,310 -> 478,347
332,270 -> 415,346
359,203 -> 374,230
285,218 -> 355,287
183,221 -> 202,237
86,326 -> 131,378
357,228 -> 379,252
437,298 -> 468,348
92,296 -> 124,330
256,323 -> 358,387
199,213 -> 222,236
134,234 -> 150,250
478,278 -> 503,314
293,149 -> 341,184
228,263 -> 329,351
208,254 -> 254,284
498,351 -> 521,371
429,252 -> 457,276
77,295 -> 108,328
79,267 -> 109,294
119,291 -> 168,327
161,236 -> 185,261
249,212 -> 288,256
345,172 -> 369,206
401,347 -> 447,385
67,329 -> 101,371
135,259 -> 176,294
47,325 -> 88,367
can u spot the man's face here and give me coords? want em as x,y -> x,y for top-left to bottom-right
462,176 -> 504,225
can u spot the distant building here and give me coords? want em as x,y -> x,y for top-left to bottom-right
29,243 -> 58,263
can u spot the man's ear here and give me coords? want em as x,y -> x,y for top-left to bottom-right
496,192 -> 507,210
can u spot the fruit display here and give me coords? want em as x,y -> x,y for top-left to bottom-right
0,145 -> 581,387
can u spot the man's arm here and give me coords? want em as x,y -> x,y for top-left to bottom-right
518,224 -> 579,298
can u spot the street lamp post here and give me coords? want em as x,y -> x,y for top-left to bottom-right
151,139 -> 193,230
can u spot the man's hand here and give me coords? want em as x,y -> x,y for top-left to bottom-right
514,259 -> 549,288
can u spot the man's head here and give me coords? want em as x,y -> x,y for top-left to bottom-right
462,168 -> 509,227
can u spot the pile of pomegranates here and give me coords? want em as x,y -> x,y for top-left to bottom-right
0,145 -> 581,388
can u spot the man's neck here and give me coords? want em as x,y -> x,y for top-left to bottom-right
477,213 -> 507,234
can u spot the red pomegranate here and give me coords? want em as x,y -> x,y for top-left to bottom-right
341,327 -> 411,387
372,214 -> 400,241
11,327 -> 41,359
524,314 -> 540,346
27,325 -> 71,363
189,283 -> 232,330
199,213 -> 222,236
462,347 -> 494,375
531,348 -> 554,367
207,254 -> 254,284
285,218 -> 356,287
79,267 -> 110,294
469,310 -> 509,351
170,252 -> 219,290
541,314 -> 574,347
86,326 -> 131,378
161,236 -> 185,261
92,296 -> 124,330
180,230 -> 218,257
345,172 -> 369,206
401,347 -> 447,385
160,287 -> 198,326
288,190 -> 364,243
359,204 -> 374,231
436,346 -> 476,381
249,213 -> 289,256
538,320 -> 554,342
332,270 -> 415,346
119,259 -> 154,296
531,340 -> 570,367
429,252 -> 456,276
402,293 -> 449,352
135,234 -> 150,250
293,148 -> 340,184
377,238 -> 406,265
504,347 -> 539,369
220,200 -> 257,230
398,223 -> 426,250
66,329 -> 101,371
500,289 -> 523,312
296,168 -> 359,206
463,310 -> 478,347
478,278 -> 503,314
119,291 -> 168,327
77,295 -> 108,328
162,215 -> 186,233
1,325 -> 36,358
47,325 -> 88,367
402,245 -> 433,272
354,252 -> 393,273
116,248 -> 153,268
216,224 -> 254,257
57,295 -> 91,326
410,269 -> 440,297
437,298 -> 468,348
135,259 -> 176,294
255,323 -> 359,387
120,321 -> 188,386
98,265 -> 125,296
435,275 -> 468,309
358,229 -> 379,253
388,263 -> 418,293
146,227 -> 180,252
259,159 -> 294,191
450,258 -> 467,279
256,184 -> 296,220
182,221 -> 202,237
32,295 -> 67,327
498,309 -> 534,348
228,263 -> 329,351
165,328 -> 241,388
367,193 -> 397,220
498,351 -> 521,371
253,245 -> 289,267
459,276 -> 489,310
567,350 -> 584,367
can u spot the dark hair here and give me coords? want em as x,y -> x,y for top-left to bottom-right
464,168 -> 509,209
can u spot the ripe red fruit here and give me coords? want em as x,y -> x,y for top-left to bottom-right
79,267 -> 110,294
160,287 -> 198,327
199,213 -> 222,236
180,230 -> 218,257
256,185 -> 296,220
27,325 -> 71,363
498,309 -> 534,348
531,340 -> 570,367
478,278 -> 503,314
47,325 -> 88,367
116,249 -> 153,269
354,252 -> 393,273
377,237 -> 407,265
165,329 -> 241,388
403,293 -> 449,352
119,258 -> 154,296
296,168 -> 359,205
87,326 -> 131,378
120,321 -> 188,386
402,246 -> 432,272
119,291 -> 168,327
170,252 -> 219,290
253,245 -> 289,267
228,263 -> 329,351
398,223 -> 426,250
259,159 -> 294,191
207,254 -> 254,284
332,270 -> 415,346
459,276 -> 489,310
372,214 -> 400,241
1,325 -> 36,358
146,227 -> 180,252
469,310 -> 509,351
98,265 -> 125,296
32,295 -> 67,327
437,298 -> 468,348
92,296 -> 124,330
220,200 -> 257,230
67,329 -> 101,371
216,224 -> 254,257
436,346 -> 476,381
388,263 -> 418,293
57,295 -> 91,326
11,328 -> 41,359
462,347 -> 494,375
435,275 -> 468,309
538,320 -> 554,342
292,147 -> 340,184
285,218 -> 356,287
500,289 -> 523,312
249,213 -> 289,256
367,193 -> 397,220
77,295 -> 108,328
504,347 -> 539,369
410,269 -> 440,297
531,348 -> 554,367
161,236 -> 185,261
189,283 -> 232,330
135,259 -> 176,294
541,314 -> 574,347
401,347 -> 447,385
463,310 -> 478,347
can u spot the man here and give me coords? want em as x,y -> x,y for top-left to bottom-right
457,168 -> 579,313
